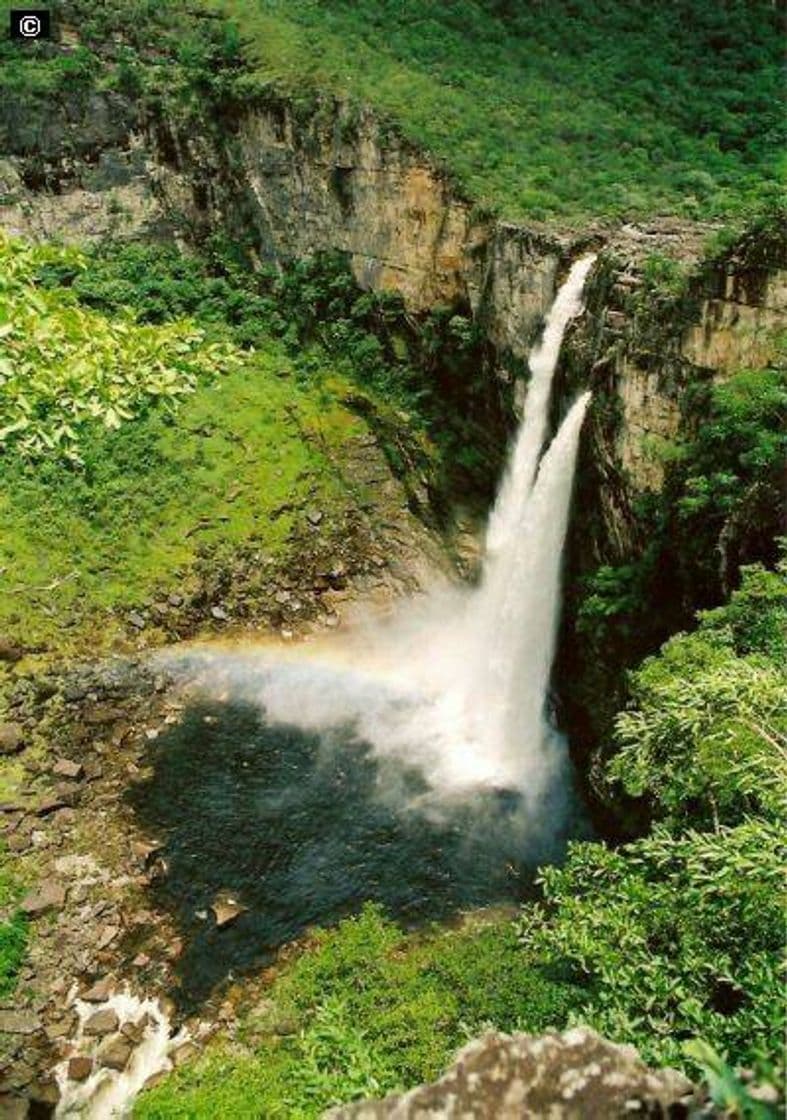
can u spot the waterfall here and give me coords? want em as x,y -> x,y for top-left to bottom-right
485,254 -> 597,556
461,255 -> 597,790
159,256 -> 598,802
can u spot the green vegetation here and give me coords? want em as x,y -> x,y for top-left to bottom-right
136,907 -> 581,1119
0,235 -> 414,655
2,0 -> 782,224
522,566 -> 786,1074
0,847 -> 27,1000
0,234 -> 241,462
220,0 -> 784,222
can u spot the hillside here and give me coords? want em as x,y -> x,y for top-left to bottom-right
219,0 -> 784,223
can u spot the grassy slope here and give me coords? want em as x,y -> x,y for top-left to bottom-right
218,0 -> 784,223
0,357 -> 365,654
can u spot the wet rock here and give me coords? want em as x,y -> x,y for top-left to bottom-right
67,1056 -> 93,1082
83,1008 -> 119,1037
327,1028 -> 697,1119
20,881 -> 66,917
120,1018 -> 147,1044
81,976 -> 115,1002
51,759 -> 84,781
211,895 -> 248,928
0,1011 -> 41,1035
98,1037 -> 132,1072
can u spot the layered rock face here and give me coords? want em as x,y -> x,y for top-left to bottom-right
327,1028 -> 700,1119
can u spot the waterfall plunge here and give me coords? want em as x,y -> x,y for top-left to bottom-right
165,254 -> 596,809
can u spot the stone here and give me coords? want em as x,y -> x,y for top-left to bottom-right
83,1008 -> 119,1037
0,1095 -> 28,1119
168,593 -> 184,607
0,1010 -> 41,1035
172,1040 -> 199,1068
45,1016 -> 77,1041
96,925 -> 119,950
0,638 -> 23,663
52,759 -> 84,780
128,612 -> 146,630
326,1028 -> 697,1119
29,1077 -> 60,1108
98,1037 -> 132,1072
133,831 -> 164,856
6,833 -> 30,854
131,953 -> 151,970
67,1056 -> 93,1082
35,794 -> 65,816
306,508 -> 324,526
120,1018 -> 147,1044
143,1071 -> 167,1092
210,606 -> 229,621
81,976 -> 115,1002
20,880 -> 66,917
211,895 -> 248,928
0,724 -> 24,755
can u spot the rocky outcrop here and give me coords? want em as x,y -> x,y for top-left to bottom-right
327,1028 -> 701,1119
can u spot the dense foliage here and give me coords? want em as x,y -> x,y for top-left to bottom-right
609,565 -> 787,829
521,564 -> 786,1077
223,0 -> 784,222
0,235 -> 240,462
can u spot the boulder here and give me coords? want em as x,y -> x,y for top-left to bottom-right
81,976 -> 115,1002
67,1056 -> 93,1082
0,723 -> 24,755
83,1008 -> 119,1037
20,880 -> 66,917
0,1010 -> 41,1035
0,1095 -> 28,1119
211,895 -> 248,928
327,1028 -> 696,1119
52,759 -> 84,780
98,1037 -> 132,1072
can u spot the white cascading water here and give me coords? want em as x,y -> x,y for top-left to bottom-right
161,253 -> 597,804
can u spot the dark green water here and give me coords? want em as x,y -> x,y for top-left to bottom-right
129,699 -> 576,1009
